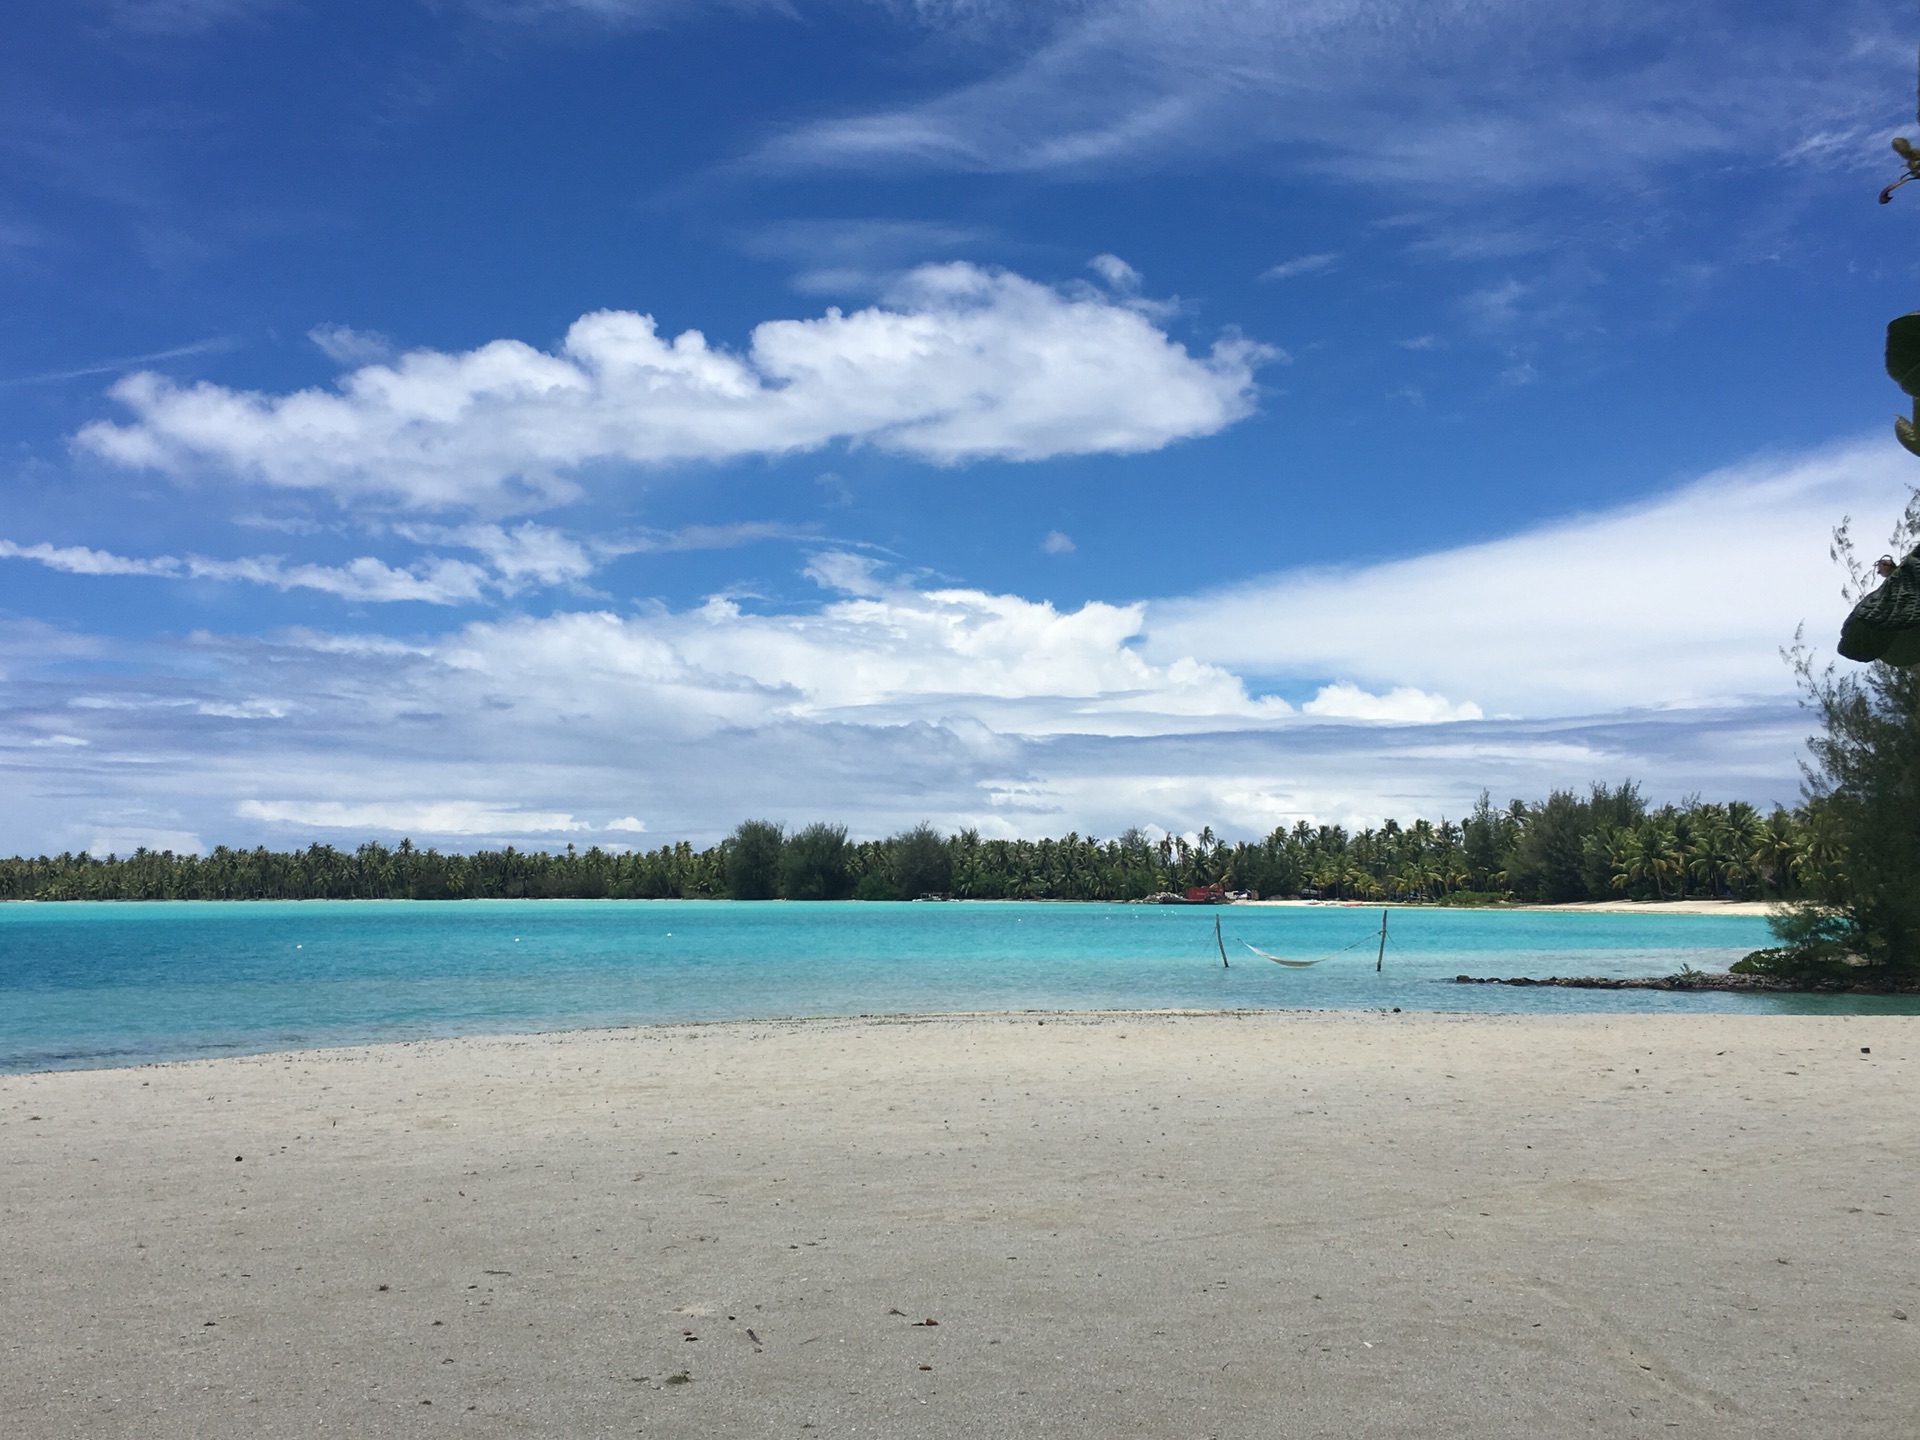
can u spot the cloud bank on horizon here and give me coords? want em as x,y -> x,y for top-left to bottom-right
1,437 -> 1890,855
0,0 -> 1912,855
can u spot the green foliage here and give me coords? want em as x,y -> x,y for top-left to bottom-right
1504,783 -> 1645,903
1770,648 -> 1920,970
852,869 -> 900,901
724,820 -> 785,900
781,822 -> 855,901
0,784 -> 1817,906
1770,498 -> 1920,972
891,823 -> 953,899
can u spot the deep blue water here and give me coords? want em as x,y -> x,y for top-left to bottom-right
1,900 -> 1910,1073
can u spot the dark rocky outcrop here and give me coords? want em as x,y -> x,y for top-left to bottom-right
1451,972 -> 1920,995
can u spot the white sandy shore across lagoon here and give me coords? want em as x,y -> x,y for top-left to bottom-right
1240,898 -> 1778,916
4,1010 -> 1917,1439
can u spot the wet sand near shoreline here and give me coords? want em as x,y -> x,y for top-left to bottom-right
4,1010 -> 1916,1439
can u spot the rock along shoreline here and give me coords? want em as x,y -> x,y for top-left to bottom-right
1451,972 -> 1920,995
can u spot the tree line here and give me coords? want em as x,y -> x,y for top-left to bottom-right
0,783 -> 1821,905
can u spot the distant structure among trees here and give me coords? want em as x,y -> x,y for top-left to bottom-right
0,784 -> 1818,905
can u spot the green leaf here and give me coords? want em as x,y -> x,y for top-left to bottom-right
1888,313 -> 1920,396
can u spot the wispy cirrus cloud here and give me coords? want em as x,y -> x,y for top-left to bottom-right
1261,253 -> 1339,281
0,337 -> 239,390
76,262 -> 1269,512
1144,438 -> 1904,716
0,518 -> 846,608
0,538 -> 491,604
753,2 -> 1905,212
90,0 -> 279,36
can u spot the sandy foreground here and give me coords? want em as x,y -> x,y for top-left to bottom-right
4,1010 -> 1917,1439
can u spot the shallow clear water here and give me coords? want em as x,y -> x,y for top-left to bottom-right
1,899 -> 1911,1072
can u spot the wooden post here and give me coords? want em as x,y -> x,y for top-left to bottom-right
1376,908 -> 1388,972
1216,915 -> 1229,968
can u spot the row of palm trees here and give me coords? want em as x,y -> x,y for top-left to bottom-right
0,792 -> 1816,903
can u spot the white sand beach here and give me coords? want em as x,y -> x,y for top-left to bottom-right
1242,899 -> 1778,916
4,1010 -> 1916,1439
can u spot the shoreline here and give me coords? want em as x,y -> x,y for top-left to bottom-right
1239,897 -> 1777,916
6,1009 -> 1918,1438
3,895 -> 1780,914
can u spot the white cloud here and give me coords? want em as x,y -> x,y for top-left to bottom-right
398,522 -> 597,586
308,323 -> 394,365
1302,683 -> 1482,723
801,549 -> 887,597
87,827 -> 204,856
1,602 -> 1811,850
734,217 -> 992,294
190,553 -> 492,604
623,520 -> 821,554
1041,529 -> 1075,555
235,800 -> 587,835
195,699 -> 289,719
76,263 -> 1271,512
0,539 -> 178,577
2,440 -> 1883,852
606,815 -> 647,832
1088,253 -> 1141,290
1145,437 -> 1905,715
0,538 -> 492,605
754,1 -> 1902,204
429,567 -> 1292,740
1261,253 -> 1339,281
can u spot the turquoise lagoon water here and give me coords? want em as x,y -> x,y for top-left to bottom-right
1,899 -> 1910,1073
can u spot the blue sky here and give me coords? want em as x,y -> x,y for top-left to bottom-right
2,0 -> 1917,855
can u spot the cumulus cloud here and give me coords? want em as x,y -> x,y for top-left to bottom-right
1301,683 -> 1482,723
4,440 -> 1885,852
76,263 -> 1270,512
1041,529 -> 1075,555
0,605 -> 1810,851
1145,438 -> 1905,715
429,564 -> 1293,739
